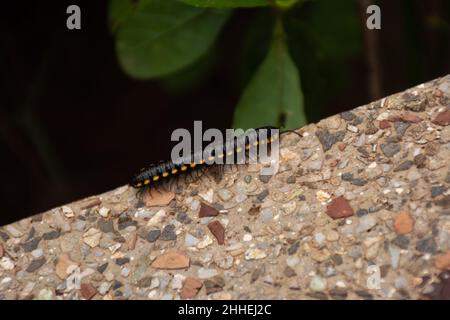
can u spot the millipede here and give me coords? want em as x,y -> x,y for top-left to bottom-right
129,126 -> 301,196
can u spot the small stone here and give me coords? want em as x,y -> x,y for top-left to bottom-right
207,220 -> 225,245
316,190 -> 331,202
197,235 -> 213,249
288,242 -> 300,255
26,257 -> 46,273
37,288 -> 53,300
0,257 -> 14,270
381,142 -> 401,157
80,283 -> 97,300
160,224 -> 177,241
56,254 -> 79,279
432,109 -> 450,126
197,268 -> 218,279
392,235 -> 410,249
259,175 -> 272,183
325,230 -> 339,242
199,189 -> 214,203
416,237 -> 437,254
98,207 -> 110,218
171,274 -> 186,290
115,257 -> 130,266
431,186 -> 446,198
147,209 -> 166,227
147,229 -> 161,243
97,263 -> 108,274
394,122 -> 411,137
414,154 -> 427,168
283,266 -> 297,277
355,215 -> 377,233
121,267 -> 131,277
126,232 -> 137,250
316,129 -> 345,151
137,276 -> 153,288
243,234 -> 252,242
5,225 -> 23,238
98,282 -> 112,295
260,208 -> 273,222
176,212 -> 192,224
97,219 -> 114,233
326,197 -> 354,219
393,210 -> 414,234
256,189 -> 269,202
151,251 -> 190,270
394,160 -> 413,172
42,230 -> 61,240
218,189 -> 233,202
83,228 -> 102,248
21,237 -> 41,252
351,178 -> 367,186
309,276 -> 327,292
181,277 -> 203,299
244,248 -> 266,260
379,120 -> 391,129
144,189 -> 175,207
356,209 -> 368,217
184,233 -> 200,247
199,203 -> 219,218
434,251 -> 450,270
62,205 -> 74,218
204,276 -> 225,295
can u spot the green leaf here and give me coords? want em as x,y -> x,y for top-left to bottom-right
179,0 -> 269,8
108,0 -> 136,32
233,20 -> 306,130
112,0 -> 231,79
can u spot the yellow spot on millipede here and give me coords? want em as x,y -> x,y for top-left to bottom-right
153,176 -> 160,181
181,165 -> 187,171
144,180 -> 150,185
171,169 -> 178,174
253,141 -> 259,146
162,172 -> 169,177
236,147 -> 242,152
190,163 -> 196,168
136,182 -> 143,187
245,144 -> 250,150
218,153 -> 224,158
208,156 -> 214,161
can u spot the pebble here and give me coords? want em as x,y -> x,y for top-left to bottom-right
393,210 -> 414,234
434,251 -> 450,270
197,235 -> 213,249
98,282 -> 111,295
0,257 -> 14,270
197,268 -> 218,279
147,229 -> 161,242
181,277 -> 203,299
199,189 -> 214,203
199,202 -> 219,218
160,224 -> 177,241
151,251 -> 190,270
147,209 -> 166,227
55,254 -> 79,279
432,109 -> 450,126
26,257 -> 46,273
37,288 -> 53,300
208,220 -> 225,245
381,142 -> 401,157
98,207 -> 110,218
218,189 -> 233,202
83,228 -> 102,248
184,233 -> 200,247
326,197 -> 354,219
355,215 -> 377,233
144,190 -> 175,207
260,208 -> 273,222
416,237 -> 437,254
80,283 -> 97,300
309,276 -> 327,292
244,248 -> 266,260
171,274 -> 186,290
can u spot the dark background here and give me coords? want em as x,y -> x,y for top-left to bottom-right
1,0 -> 449,225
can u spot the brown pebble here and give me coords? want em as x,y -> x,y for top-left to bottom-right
208,220 -> 225,245
379,120 -> 391,129
181,277 -> 203,299
432,109 -> 450,126
434,251 -> 450,270
400,113 -> 423,123
393,210 -> 414,235
337,142 -> 347,152
326,197 -> 354,219
80,283 -> 97,300
199,202 -> 219,218
80,198 -> 102,209
144,189 -> 175,207
329,159 -> 339,167
126,232 -> 137,251
55,253 -> 79,280
151,250 -> 190,270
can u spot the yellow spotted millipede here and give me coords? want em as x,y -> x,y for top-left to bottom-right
129,126 -> 300,195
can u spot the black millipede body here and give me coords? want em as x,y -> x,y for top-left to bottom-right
129,126 -> 300,194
